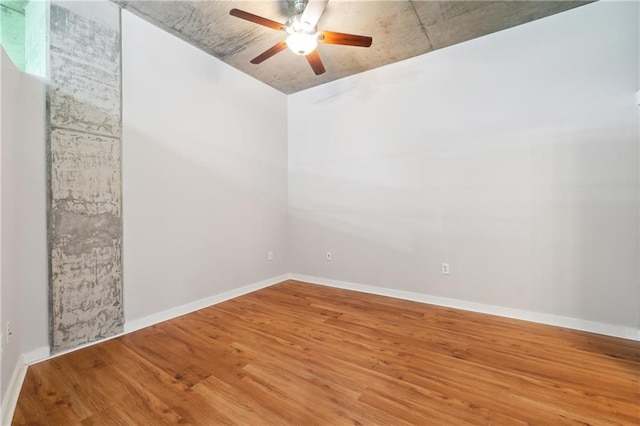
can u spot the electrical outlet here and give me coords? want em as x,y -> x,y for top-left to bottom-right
6,321 -> 12,343
441,263 -> 450,275
326,251 -> 332,261
268,251 -> 274,261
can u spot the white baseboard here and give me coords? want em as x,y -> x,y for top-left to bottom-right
290,273 -> 640,341
23,274 -> 291,367
16,273 -> 291,367
7,270 -> 637,424
1,355 -> 27,426
124,273 -> 291,334
23,346 -> 50,365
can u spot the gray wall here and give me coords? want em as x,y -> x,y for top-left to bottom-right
288,1 -> 640,329
1,46 -> 24,405
48,1 -> 123,352
20,72 -> 47,357
0,51 -> 47,405
121,10 -> 289,325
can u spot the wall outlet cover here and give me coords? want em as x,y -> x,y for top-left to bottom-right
441,263 -> 450,275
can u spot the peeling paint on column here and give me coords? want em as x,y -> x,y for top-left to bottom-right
48,1 -> 123,352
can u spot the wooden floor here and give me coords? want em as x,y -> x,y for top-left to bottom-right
13,280 -> 640,425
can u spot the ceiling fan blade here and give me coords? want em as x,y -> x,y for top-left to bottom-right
301,0 -> 329,27
229,9 -> 284,31
250,41 -> 288,64
306,50 -> 326,75
319,31 -> 372,48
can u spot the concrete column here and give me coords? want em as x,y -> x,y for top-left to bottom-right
48,0 -> 122,352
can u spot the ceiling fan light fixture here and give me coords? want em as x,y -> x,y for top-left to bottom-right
286,32 -> 318,55
284,15 -> 318,55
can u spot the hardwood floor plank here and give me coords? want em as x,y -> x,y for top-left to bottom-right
13,281 -> 640,425
100,340 -> 235,425
191,375 -> 288,425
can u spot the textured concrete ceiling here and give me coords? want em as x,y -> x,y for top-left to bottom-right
117,1 -> 591,94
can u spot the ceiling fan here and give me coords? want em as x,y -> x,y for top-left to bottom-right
229,0 -> 373,75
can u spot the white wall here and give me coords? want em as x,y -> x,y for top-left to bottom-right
1,47 -> 24,403
18,72 -> 47,357
288,1 -> 640,330
0,47 -> 5,406
122,10 -> 289,324
0,46 -> 47,405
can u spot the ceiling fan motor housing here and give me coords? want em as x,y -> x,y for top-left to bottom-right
290,0 -> 310,15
